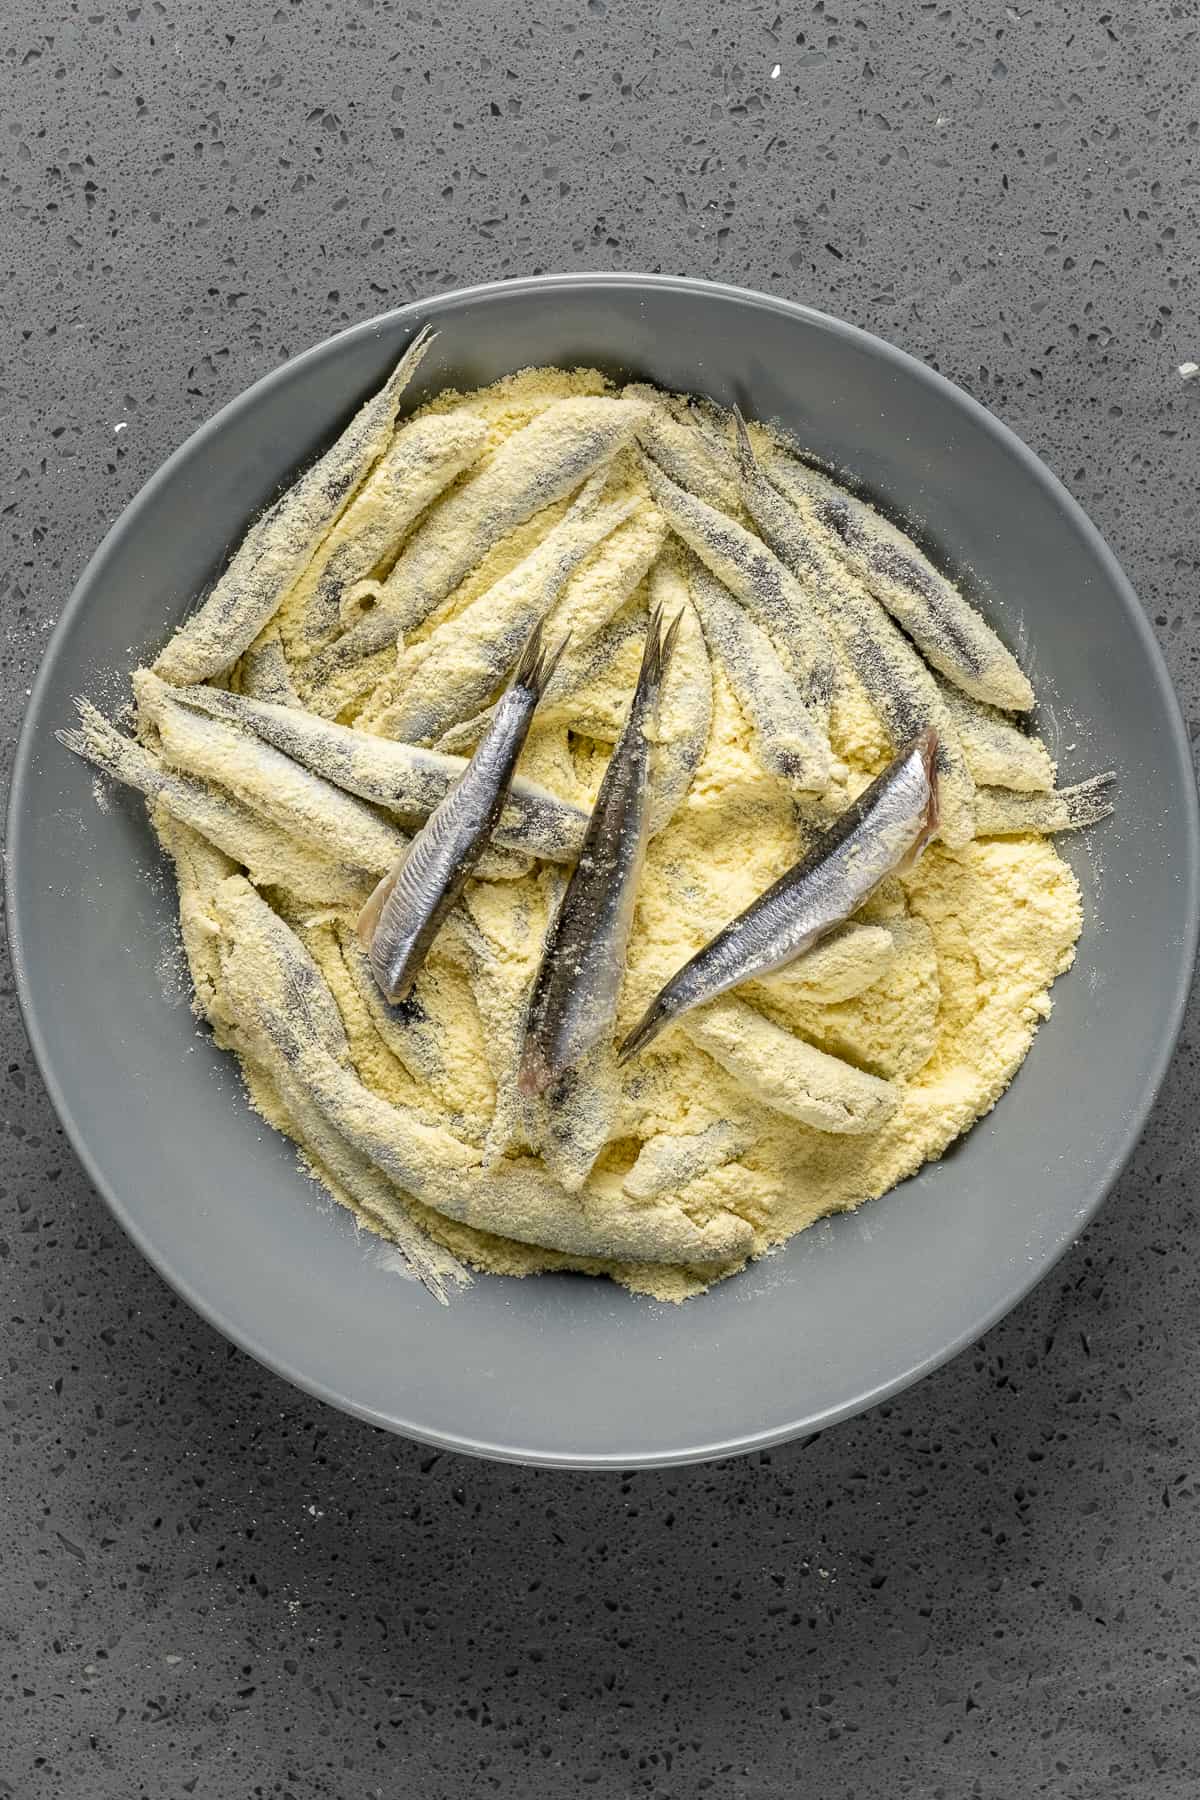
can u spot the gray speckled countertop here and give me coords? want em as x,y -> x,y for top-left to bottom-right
3,3 -> 1200,1794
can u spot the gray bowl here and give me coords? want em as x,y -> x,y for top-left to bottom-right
8,275 -> 1198,1469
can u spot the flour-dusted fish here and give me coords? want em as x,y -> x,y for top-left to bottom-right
974,772 -> 1116,837
639,453 -> 841,752
57,700 -> 373,907
360,622 -> 568,1003
308,393 -> 650,679
291,407 -> 488,650
378,473 -> 638,745
732,415 -> 977,848
164,682 -> 589,864
620,730 -> 940,1062
519,607 -> 682,1096
765,447 -> 1035,712
686,554 -> 835,792
153,325 -> 436,685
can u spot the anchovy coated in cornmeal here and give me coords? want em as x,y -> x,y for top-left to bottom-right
290,408 -> 489,651
732,414 -> 977,850
520,607 -> 682,1096
306,394 -> 650,680
165,683 -> 589,864
360,623 -> 568,1004
153,325 -> 436,686
765,447 -> 1035,712
974,772 -> 1116,836
57,702 -> 373,907
639,454 -> 841,740
620,730 -> 940,1062
136,670 -> 414,878
681,999 -> 898,1135
217,876 -> 752,1266
686,554 -> 837,795
378,475 -> 638,746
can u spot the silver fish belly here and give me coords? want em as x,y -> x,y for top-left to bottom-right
519,606 -> 682,1096
619,729 -> 940,1061
361,622 -> 567,1002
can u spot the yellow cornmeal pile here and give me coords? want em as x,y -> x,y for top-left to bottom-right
149,365 -> 1081,1301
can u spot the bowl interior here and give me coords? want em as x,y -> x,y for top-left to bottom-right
9,275 -> 1197,1468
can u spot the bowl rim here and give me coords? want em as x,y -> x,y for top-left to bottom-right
8,270 -> 1199,1469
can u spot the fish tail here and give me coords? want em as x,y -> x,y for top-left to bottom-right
731,404 -> 758,482
512,618 -> 572,701
1062,769 -> 1118,828
638,603 -> 684,696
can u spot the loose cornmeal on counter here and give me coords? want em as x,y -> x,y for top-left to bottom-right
63,354 -> 1098,1303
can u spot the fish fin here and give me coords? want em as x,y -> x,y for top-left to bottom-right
1062,770 -> 1118,828
512,618 -> 572,701
638,603 -> 683,692
356,865 -> 399,949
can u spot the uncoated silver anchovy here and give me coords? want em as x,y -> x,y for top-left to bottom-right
519,606 -> 682,1096
361,621 -> 568,1003
620,729 -> 940,1062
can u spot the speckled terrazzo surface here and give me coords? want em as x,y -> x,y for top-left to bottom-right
3,0 -> 1200,1792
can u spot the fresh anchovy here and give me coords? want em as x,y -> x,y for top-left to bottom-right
240,630 -> 301,707
646,553 -> 713,835
136,670 -> 415,878
164,683 -> 588,863
360,623 -> 567,1003
290,408 -> 488,649
681,999 -> 898,1135
433,507 -> 668,751
639,454 -> 841,738
935,678 -> 1055,793
620,730 -> 940,1062
686,554 -> 836,794
752,921 -> 896,1006
975,772 -> 1116,836
732,416 -> 977,848
57,702 -> 373,906
622,1120 -> 752,1202
624,383 -> 740,510
218,877 -> 751,1265
307,394 -> 649,679
153,325 -> 436,685
765,447 -> 1035,712
519,607 -> 682,1096
377,476 -> 638,745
